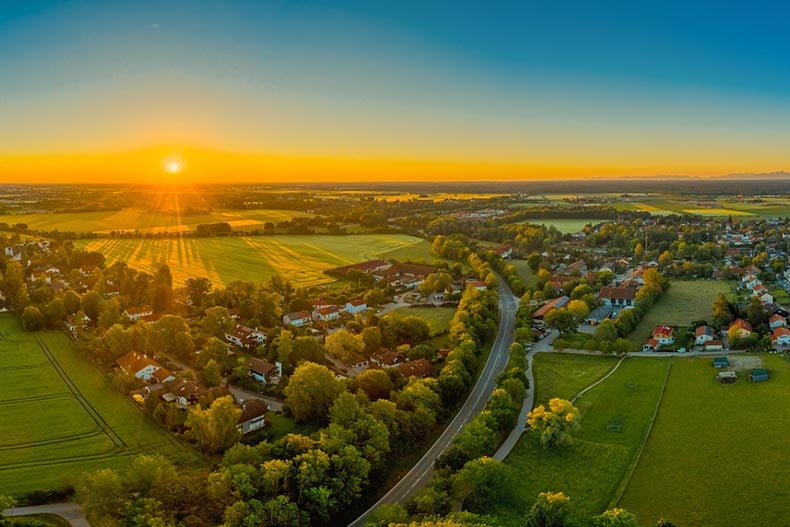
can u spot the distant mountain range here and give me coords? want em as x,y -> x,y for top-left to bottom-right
634,171 -> 790,180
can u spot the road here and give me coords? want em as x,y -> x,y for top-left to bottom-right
348,278 -> 519,526
3,502 -> 90,527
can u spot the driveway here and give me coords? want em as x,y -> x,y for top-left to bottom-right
3,502 -> 90,527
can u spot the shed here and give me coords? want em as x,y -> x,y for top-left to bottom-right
716,371 -> 737,384
713,357 -> 729,368
749,368 -> 769,382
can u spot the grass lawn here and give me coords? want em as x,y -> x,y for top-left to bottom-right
75,234 -> 423,287
377,240 -> 460,267
0,208 -> 313,234
389,306 -> 457,337
518,218 -> 611,233
263,413 -> 316,442
0,315 -> 192,496
493,355 -> 670,526
619,354 -> 790,527
628,280 -> 735,350
508,259 -> 537,288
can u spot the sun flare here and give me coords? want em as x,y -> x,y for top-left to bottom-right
166,161 -> 182,174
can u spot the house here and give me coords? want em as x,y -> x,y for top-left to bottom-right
150,368 -> 176,383
728,319 -> 753,339
466,280 -> 488,291
566,260 -> 588,275
124,306 -> 154,322
345,300 -> 367,315
313,305 -> 341,321
642,338 -> 660,352
225,324 -> 266,350
236,399 -> 268,434
771,327 -> 790,349
769,314 -> 787,330
598,286 -> 637,309
283,310 -> 312,327
161,378 -> 207,407
326,259 -> 392,275
64,313 -> 91,337
247,358 -> 280,383
489,245 -> 514,259
651,325 -> 674,345
752,283 -> 768,296
116,351 -> 163,381
694,326 -> 716,345
532,296 -> 570,324
740,274 -> 759,290
585,304 -> 613,325
397,358 -> 435,378
704,340 -> 724,352
749,368 -> 769,382
371,348 -> 405,367
713,357 -> 729,368
759,292 -> 774,305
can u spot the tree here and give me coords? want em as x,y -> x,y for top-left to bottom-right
202,359 -> 223,387
185,277 -> 212,308
527,398 -> 581,448
75,468 -> 125,524
325,330 -> 365,363
452,457 -> 509,509
63,289 -> 81,315
591,508 -> 639,527
21,306 -> 43,331
594,319 -> 619,341
566,300 -> 590,322
284,362 -> 345,425
273,329 -> 294,365
198,337 -> 232,370
525,491 -> 572,527
361,326 -> 382,354
543,309 -> 577,336
148,314 -> 193,358
712,293 -> 733,327
355,368 -> 394,401
0,495 -> 16,519
185,395 -> 241,454
366,504 -> 409,527
202,306 -> 234,338
44,298 -> 66,328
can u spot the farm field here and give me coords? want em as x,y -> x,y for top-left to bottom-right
518,218 -> 611,233
75,234 -> 424,287
377,239 -> 460,266
0,315 -> 188,496
389,306 -> 457,336
627,280 -> 734,350
0,208 -> 313,234
492,355 -> 670,526
619,355 -> 790,527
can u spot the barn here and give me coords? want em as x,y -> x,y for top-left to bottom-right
749,368 -> 769,382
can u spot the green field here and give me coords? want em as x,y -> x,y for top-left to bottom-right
377,240 -> 460,266
494,355 -> 669,526
628,280 -> 734,350
75,234 -> 423,287
0,315 -> 189,496
390,306 -> 457,336
509,259 -> 537,288
519,218 -> 611,233
0,208 -> 312,234
620,355 -> 790,527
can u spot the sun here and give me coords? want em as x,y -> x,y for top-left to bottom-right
166,161 -> 182,174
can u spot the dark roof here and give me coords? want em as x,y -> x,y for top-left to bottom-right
598,286 -> 637,300
397,358 -> 435,378
237,399 -> 268,424
248,358 -> 277,376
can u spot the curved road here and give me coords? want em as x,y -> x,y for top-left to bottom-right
3,502 -> 90,527
349,279 -> 519,526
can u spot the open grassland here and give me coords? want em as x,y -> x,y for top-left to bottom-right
628,280 -> 734,350
390,306 -> 457,336
508,259 -> 537,288
0,315 -> 188,496
619,355 -> 790,527
0,208 -> 312,234
493,356 -> 669,526
518,218 -> 611,233
531,353 -> 619,405
75,234 -> 423,287
377,239 -> 460,266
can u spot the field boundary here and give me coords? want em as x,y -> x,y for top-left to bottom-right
609,357 -> 673,508
571,355 -> 628,404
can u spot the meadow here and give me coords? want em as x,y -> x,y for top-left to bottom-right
0,315 -> 188,496
518,218 -> 611,233
75,234 -> 424,287
627,280 -> 734,349
390,306 -> 457,336
508,259 -> 537,288
612,196 -> 790,218
0,208 -> 312,234
619,354 -> 790,527
376,239 -> 461,267
493,355 -> 670,526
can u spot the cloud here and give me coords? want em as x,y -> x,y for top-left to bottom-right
147,23 -> 161,30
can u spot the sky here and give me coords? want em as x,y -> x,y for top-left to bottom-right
2,0 -> 790,183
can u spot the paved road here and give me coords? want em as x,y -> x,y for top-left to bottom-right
227,384 -> 284,412
493,330 -> 558,461
348,278 -> 519,526
3,502 -> 90,527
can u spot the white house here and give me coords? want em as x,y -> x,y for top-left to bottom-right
236,399 -> 268,434
771,327 -> 790,349
598,286 -> 637,309
124,306 -> 154,322
116,351 -> 163,381
247,358 -> 280,384
694,325 -> 716,345
313,305 -> 341,321
226,324 -> 266,350
345,300 -> 367,315
759,292 -> 774,305
769,315 -> 787,330
651,326 -> 674,345
283,310 -> 312,327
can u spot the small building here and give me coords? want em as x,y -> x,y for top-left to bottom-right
124,306 -> 154,322
247,358 -> 280,384
371,348 -> 405,366
749,368 -> 769,382
283,310 -> 313,327
236,399 -> 269,434
642,338 -> 660,352
532,296 -> 570,324
713,357 -> 729,368
695,325 -> 716,345
313,305 -> 341,321
598,286 -> 636,309
345,300 -> 368,315
769,314 -> 787,330
116,351 -> 163,381
716,371 -> 737,384
225,324 -> 266,350
398,358 -> 435,378
728,319 -> 753,339
585,304 -> 613,325
465,280 -> 488,291
652,325 -> 674,345
704,340 -> 724,352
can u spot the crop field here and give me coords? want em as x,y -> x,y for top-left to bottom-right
377,240 -> 460,266
0,208 -> 312,234
628,280 -> 734,350
389,306 -> 457,336
619,355 -> 790,527
519,218 -> 611,233
75,234 -> 424,287
493,355 -> 670,526
0,315 -> 187,496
